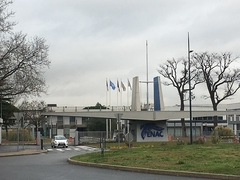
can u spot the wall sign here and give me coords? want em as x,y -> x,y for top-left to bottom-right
140,123 -> 164,140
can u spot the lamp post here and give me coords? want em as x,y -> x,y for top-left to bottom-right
188,32 -> 193,144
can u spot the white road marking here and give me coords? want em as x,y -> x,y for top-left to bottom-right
47,146 -> 101,152
56,149 -> 64,152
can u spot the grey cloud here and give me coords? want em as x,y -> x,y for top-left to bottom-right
9,0 -> 240,106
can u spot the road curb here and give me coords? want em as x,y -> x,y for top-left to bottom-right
67,158 -> 240,180
0,149 -> 47,157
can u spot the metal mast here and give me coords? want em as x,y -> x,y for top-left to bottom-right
188,32 -> 193,144
146,40 -> 149,111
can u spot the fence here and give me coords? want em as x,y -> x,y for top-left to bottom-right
1,128 -> 35,143
77,131 -> 108,145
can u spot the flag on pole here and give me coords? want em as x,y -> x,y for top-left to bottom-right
117,80 -> 120,92
110,80 -> 115,90
128,78 -> 132,90
106,79 -> 109,91
121,81 -> 126,91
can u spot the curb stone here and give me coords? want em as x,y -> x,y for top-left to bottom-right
67,158 -> 240,180
0,149 -> 47,157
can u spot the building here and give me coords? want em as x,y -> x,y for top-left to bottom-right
41,76 -> 240,143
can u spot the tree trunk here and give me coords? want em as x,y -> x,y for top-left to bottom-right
35,124 -> 38,139
213,115 -> 218,128
213,105 -> 218,128
6,126 -> 8,140
180,97 -> 186,137
5,125 -> 8,140
180,94 -> 187,137
181,118 -> 187,137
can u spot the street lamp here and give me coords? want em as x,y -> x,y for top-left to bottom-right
188,32 -> 193,144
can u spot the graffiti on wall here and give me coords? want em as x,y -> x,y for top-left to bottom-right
140,123 -> 164,140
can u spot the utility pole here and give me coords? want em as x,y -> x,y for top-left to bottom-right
146,40 -> 149,111
188,32 -> 193,144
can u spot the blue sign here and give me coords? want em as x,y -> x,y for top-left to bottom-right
140,123 -> 164,140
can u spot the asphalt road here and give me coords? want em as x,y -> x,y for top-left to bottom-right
0,145 -> 215,180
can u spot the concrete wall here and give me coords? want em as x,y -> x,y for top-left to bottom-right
131,76 -> 141,111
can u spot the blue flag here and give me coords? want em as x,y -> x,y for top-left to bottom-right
110,80 -> 116,90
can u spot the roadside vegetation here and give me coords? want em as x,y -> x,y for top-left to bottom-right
71,126 -> 240,175
71,141 -> 240,176
1,130 -> 51,144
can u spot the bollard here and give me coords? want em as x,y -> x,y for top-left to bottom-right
41,139 -> 43,150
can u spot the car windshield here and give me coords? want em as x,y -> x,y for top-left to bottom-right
55,136 -> 66,140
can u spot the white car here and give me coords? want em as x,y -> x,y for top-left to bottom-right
51,135 -> 68,148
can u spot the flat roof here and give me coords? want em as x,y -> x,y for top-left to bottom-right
42,110 -> 240,121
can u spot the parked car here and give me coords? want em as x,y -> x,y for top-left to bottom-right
51,135 -> 68,148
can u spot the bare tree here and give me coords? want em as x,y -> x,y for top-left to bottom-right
0,0 -> 50,100
0,0 -> 16,33
0,33 -> 49,97
158,58 -> 203,136
18,100 -> 47,138
193,52 -> 240,127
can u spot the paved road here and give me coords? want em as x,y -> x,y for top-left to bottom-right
0,145 -> 215,180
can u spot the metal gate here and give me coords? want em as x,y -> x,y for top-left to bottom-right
77,131 -> 106,145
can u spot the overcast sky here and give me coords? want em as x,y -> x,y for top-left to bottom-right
10,0 -> 240,107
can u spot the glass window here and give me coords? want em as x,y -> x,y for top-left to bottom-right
70,117 -> 76,129
57,116 -> 63,129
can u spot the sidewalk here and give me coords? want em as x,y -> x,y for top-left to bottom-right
0,149 -> 47,157
0,144 -> 47,157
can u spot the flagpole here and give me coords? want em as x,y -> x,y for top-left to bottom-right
127,80 -> 129,107
106,78 -> 108,107
109,79 -> 111,107
120,79 -> 122,107
127,78 -> 132,110
117,79 -> 119,110
146,40 -> 149,111
127,79 -> 129,107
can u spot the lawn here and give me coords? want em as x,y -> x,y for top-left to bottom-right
71,141 -> 240,175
